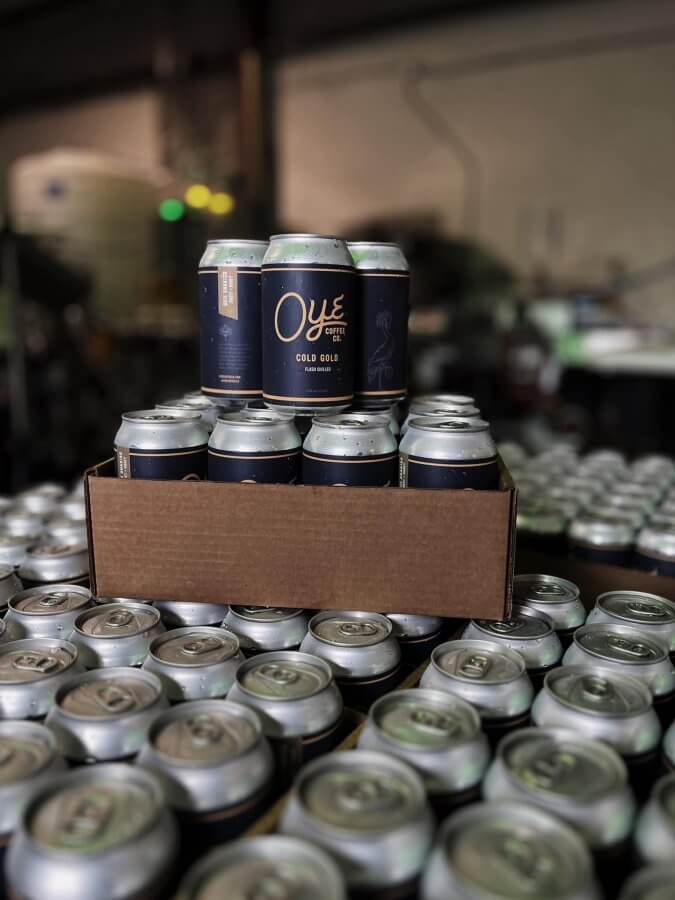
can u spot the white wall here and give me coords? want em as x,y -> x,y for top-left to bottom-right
278,0 -> 675,321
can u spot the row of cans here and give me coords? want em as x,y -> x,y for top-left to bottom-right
198,235 -> 410,412
114,391 -> 502,489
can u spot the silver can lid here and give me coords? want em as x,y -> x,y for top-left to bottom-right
310,414 -> 387,431
0,722 -> 58,783
57,671 -> 161,718
150,702 -> 260,764
297,750 -> 425,832
439,801 -> 594,898
229,606 -> 304,623
569,512 -> 635,547
10,585 -> 91,616
0,640 -> 78,684
596,591 -> 675,627
513,574 -> 580,606
75,604 -> 160,638
18,543 -> 89,582
310,611 -> 392,647
371,689 -> 480,750
151,628 -> 240,666
413,393 -> 476,407
545,666 -> 652,716
177,836 -> 346,900
237,652 -> 332,700
122,410 -> 201,423
432,639 -> 526,684
499,727 -> 627,801
573,624 -> 668,665
473,606 -> 553,641
408,416 -> 489,434
27,765 -> 161,853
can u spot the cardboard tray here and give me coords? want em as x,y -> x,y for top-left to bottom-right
85,459 -> 517,619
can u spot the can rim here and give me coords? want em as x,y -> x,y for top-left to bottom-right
233,650 -> 334,702
369,688 -> 482,751
596,590 -> 675,625
571,622 -> 668,665
227,605 -> 307,624
73,602 -> 162,640
206,239 -> 268,246
472,605 -> 555,641
430,638 -> 527,684
147,626 -> 241,667
543,664 -> 653,717
215,411 -> 292,428
408,416 -> 489,434
307,610 -> 393,646
310,414 -> 389,431
268,233 -> 346,242
121,409 -> 202,423
8,584 -> 92,616
513,574 -> 581,605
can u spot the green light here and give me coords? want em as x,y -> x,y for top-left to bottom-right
159,198 -> 185,222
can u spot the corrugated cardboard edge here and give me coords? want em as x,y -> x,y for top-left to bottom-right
243,660 -> 429,838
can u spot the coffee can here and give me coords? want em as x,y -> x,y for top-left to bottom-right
69,602 -> 165,668
0,638 -> 84,719
143,627 -> 243,701
5,585 -> 92,640
568,511 -> 635,567
5,763 -> 178,900
261,234 -> 356,412
156,396 -> 219,432
222,606 -> 309,654
208,410 -> 301,483
512,574 -> 585,645
280,750 -> 434,896
399,417 -> 499,490
302,413 -> 397,486
347,241 -> 409,406
401,401 -> 480,437
587,590 -> 675,654
114,410 -> 209,480
45,666 -> 168,763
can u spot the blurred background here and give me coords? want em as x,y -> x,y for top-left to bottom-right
1,0 -> 675,491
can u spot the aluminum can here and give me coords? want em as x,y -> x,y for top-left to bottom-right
280,750 -> 434,894
635,521 -> 675,576
300,610 -> 401,708
0,637 -> 83,719
114,410 -> 209,480
358,688 -> 490,811
227,651 -> 343,746
664,719 -> 675,770
420,639 -> 534,738
619,864 -> 675,900
222,605 -> 309,653
513,574 -> 585,644
531,665 -> 661,759
634,773 -> 675,864
15,488 -> 60,518
462,605 -> 562,688
0,533 -> 36,568
5,763 -> 178,900
401,401 -> 480,436
94,595 -> 155,606
2,510 -> 43,538
410,392 -> 477,412
174,835 -> 347,900
399,416 -> 499,490
482,727 -> 635,850
137,700 -> 274,855
208,410 -> 301,483
386,612 -> 444,664
45,666 -> 168,762
59,494 -> 87,522
588,590 -> 675,654
154,599 -> 226,627
0,720 -> 66,861
421,801 -> 600,900
70,602 -> 165,668
261,234 -> 356,412
568,510 -> 635,566
302,413 -> 397,486
43,515 -> 87,546
5,584 -> 92,640
143,627 -> 243,701
0,564 -> 22,613
350,403 -> 401,437
199,238 -> 267,401
516,499 -> 569,553
347,241 -> 409,406
156,396 -> 219,431
562,622 -> 675,704
17,542 -> 89,587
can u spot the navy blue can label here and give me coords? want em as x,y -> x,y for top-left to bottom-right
569,543 -> 631,567
634,551 -> 675,577
302,450 -> 397,486
355,270 -> 409,401
261,265 -> 355,407
208,448 -> 301,484
115,446 -> 207,480
199,266 -> 262,400
399,453 -> 499,490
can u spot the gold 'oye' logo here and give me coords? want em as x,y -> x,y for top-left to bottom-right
274,292 -> 347,343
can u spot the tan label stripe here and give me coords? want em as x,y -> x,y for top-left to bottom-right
303,452 -> 397,465
263,392 -> 353,403
354,388 -> 406,396
359,271 -> 409,278
208,449 -> 300,461
408,457 -> 497,469
128,447 -> 206,458
201,386 -> 262,394
262,266 -> 354,273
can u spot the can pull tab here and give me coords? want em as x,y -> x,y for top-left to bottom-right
460,653 -> 490,679
104,609 -> 134,629
627,601 -> 667,620
95,684 -> 135,713
62,790 -> 113,846
523,750 -> 575,789
13,653 -> 59,674
580,674 -> 613,703
487,619 -> 523,635
182,637 -> 224,656
339,776 -> 400,813
257,664 -> 298,686
533,584 -> 565,597
606,636 -> 653,660
185,713 -> 223,746
410,708 -> 456,736
498,835 -> 553,886
338,622 -> 378,637
39,592 -> 68,609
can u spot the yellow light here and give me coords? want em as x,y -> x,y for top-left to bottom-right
209,192 -> 235,215
185,184 -> 211,208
